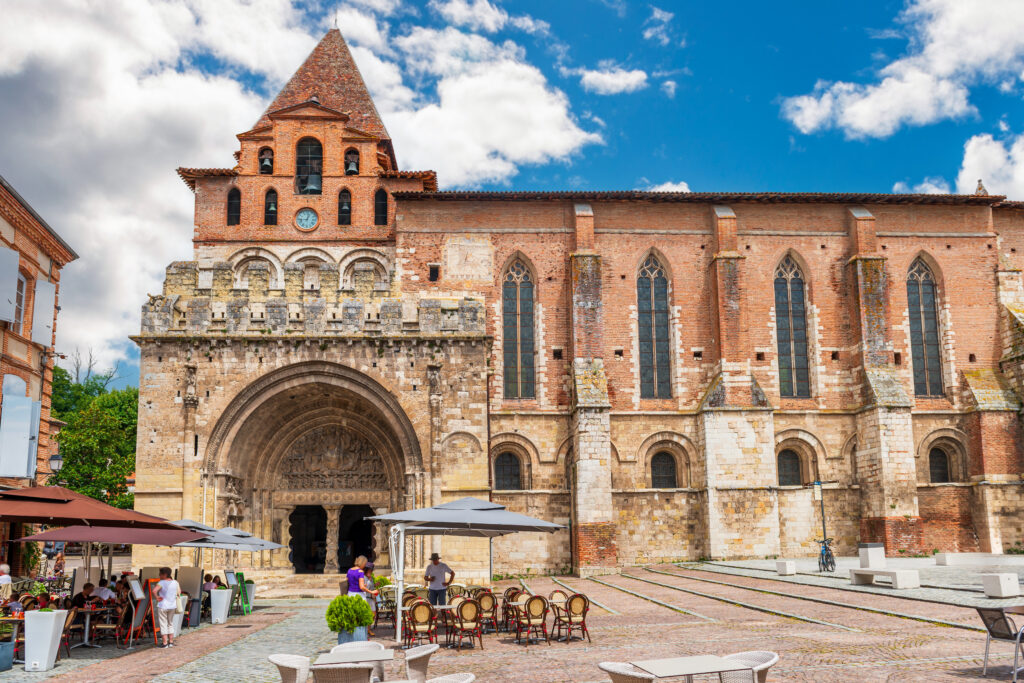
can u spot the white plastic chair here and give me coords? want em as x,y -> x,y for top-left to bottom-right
310,663 -> 374,683
598,662 -> 656,682
269,654 -> 311,683
330,641 -> 387,682
723,650 -> 779,683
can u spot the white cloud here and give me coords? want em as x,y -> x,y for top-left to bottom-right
429,0 -> 507,33
0,0 -> 600,369
891,176 -> 951,194
955,132 -> 1024,199
575,63 -> 648,94
661,79 -> 677,98
645,180 -> 691,192
783,0 -> 1024,138
642,6 -> 674,46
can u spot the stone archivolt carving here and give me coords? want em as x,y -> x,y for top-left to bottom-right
281,425 -> 388,490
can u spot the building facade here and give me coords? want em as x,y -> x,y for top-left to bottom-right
133,30 -> 1024,578
0,173 -> 77,573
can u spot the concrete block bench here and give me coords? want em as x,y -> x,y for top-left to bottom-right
981,573 -> 1020,598
849,568 -> 920,589
776,561 -> 796,576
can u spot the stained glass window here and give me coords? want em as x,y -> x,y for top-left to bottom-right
638,255 -> 671,398
775,256 -> 809,397
651,452 -> 677,488
503,260 -> 535,399
495,452 -> 522,490
777,449 -> 802,486
907,259 -> 943,396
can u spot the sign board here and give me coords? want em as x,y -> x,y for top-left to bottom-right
813,482 -> 822,501
225,570 -> 237,586
129,577 -> 145,601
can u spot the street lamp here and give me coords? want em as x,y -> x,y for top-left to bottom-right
48,449 -> 62,473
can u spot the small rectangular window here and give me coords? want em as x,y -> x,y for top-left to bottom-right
693,350 -> 702,360
428,265 -> 440,282
552,348 -> 563,360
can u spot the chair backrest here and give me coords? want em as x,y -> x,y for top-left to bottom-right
598,661 -> 656,682
21,595 -> 37,610
405,643 -> 440,681
457,599 -> 479,626
548,589 -> 568,602
63,607 -> 78,631
718,669 -> 756,683
403,593 -> 419,607
526,595 -> 547,618
502,587 -> 519,601
977,608 -> 1019,641
723,650 -> 779,672
567,593 -> 588,617
447,584 -> 466,598
450,595 -> 466,608
310,663 -> 374,682
410,601 -> 434,625
414,588 -> 429,600
477,591 -> 495,613
331,641 -> 386,653
269,654 -> 311,683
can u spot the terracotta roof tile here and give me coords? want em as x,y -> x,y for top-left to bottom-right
176,167 -> 237,191
380,170 -> 438,192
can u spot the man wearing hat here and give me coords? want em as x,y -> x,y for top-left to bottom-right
423,552 -> 455,606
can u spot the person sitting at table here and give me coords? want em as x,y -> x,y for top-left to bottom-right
423,553 -> 454,606
212,576 -> 223,588
71,583 -> 102,610
93,578 -> 116,602
202,574 -> 216,592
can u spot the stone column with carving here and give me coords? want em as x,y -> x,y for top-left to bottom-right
324,505 -> 342,574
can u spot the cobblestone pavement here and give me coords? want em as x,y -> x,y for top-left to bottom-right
2,566 -> 1023,682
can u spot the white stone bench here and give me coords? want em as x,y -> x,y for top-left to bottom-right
981,573 -> 1021,598
849,568 -> 920,589
776,561 -> 796,576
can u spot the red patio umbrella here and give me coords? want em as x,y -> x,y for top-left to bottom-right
15,526 -> 206,546
0,486 -> 183,529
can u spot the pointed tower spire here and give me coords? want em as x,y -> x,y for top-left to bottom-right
254,29 -> 390,142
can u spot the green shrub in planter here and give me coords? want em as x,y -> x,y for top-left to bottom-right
215,585 -> 229,589
373,575 -> 392,589
325,595 -> 373,633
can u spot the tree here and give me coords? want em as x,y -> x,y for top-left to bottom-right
51,366 -> 109,420
51,386 -> 138,509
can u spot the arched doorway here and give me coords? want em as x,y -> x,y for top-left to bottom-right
289,506 -> 326,574
337,504 -> 376,570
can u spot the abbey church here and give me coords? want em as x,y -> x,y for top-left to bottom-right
133,30 -> 1024,579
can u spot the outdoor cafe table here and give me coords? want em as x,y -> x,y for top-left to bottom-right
1,616 -> 24,663
71,606 -> 110,649
313,649 -> 395,665
630,655 -> 751,680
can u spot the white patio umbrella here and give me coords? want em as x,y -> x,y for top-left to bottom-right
367,497 -> 565,635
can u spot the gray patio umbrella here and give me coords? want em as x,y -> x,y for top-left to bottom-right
219,526 -> 284,551
172,528 -> 263,551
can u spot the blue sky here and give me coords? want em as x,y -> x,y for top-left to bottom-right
3,0 -> 1024,389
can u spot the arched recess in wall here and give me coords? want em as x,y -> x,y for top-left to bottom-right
774,428 -> 826,485
228,247 -> 284,289
636,431 -> 695,488
489,432 -> 537,491
339,248 -> 391,290
286,248 -> 333,291
917,427 -> 969,482
840,433 -> 858,485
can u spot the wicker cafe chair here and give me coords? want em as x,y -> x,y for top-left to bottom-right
269,654 -> 311,683
548,589 -> 568,603
331,642 -> 386,682
446,583 -> 466,600
376,588 -> 397,630
20,595 -> 38,610
553,593 -> 591,643
723,651 -> 779,683
598,662 -> 655,682
476,590 -> 498,633
450,599 -> 483,651
977,607 -> 1024,681
514,594 -> 550,647
403,643 -> 440,683
500,588 -> 520,632
310,663 -> 375,683
58,607 -> 82,660
92,604 -> 132,648
405,600 -> 437,647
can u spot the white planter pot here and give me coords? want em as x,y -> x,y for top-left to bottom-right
210,590 -> 231,624
23,609 -> 66,672
244,583 -> 256,605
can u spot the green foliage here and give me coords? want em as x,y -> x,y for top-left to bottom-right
51,386 -> 138,509
215,585 -> 229,590
31,582 -> 48,597
1007,542 -> 1024,555
50,366 -> 113,421
325,595 -> 373,633
373,575 -> 392,588
21,543 -> 40,574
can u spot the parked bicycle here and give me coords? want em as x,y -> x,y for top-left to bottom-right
816,537 -> 836,572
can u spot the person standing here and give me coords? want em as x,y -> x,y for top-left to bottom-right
423,553 -> 454,606
363,562 -> 378,636
0,563 -> 12,602
156,567 -> 180,648
52,551 -> 65,577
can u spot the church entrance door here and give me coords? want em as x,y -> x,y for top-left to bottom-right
289,505 -> 327,574
337,504 -> 375,570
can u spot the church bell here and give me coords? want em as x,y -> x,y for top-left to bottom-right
260,157 -> 273,173
304,173 -> 322,193
345,160 -> 359,175
267,199 -> 277,212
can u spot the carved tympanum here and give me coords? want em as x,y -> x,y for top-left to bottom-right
281,425 -> 388,490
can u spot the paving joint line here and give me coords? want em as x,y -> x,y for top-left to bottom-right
587,576 -> 717,622
550,576 -> 619,614
617,572 -> 857,632
650,566 -> 985,633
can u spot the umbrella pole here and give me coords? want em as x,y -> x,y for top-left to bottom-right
391,524 -> 405,647
107,543 -> 113,579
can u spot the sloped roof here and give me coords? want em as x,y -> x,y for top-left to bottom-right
963,369 -> 1022,412
177,167 -> 237,191
380,170 -> 438,191
254,29 -> 389,141
391,190 -> 1006,205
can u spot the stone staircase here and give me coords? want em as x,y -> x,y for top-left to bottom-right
241,568 -> 391,599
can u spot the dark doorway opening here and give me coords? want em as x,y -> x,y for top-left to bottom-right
289,505 -> 326,574
337,505 -> 376,571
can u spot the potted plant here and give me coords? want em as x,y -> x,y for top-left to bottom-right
243,578 -> 256,607
210,585 -> 232,624
23,607 -> 66,672
373,575 -> 392,589
326,595 -> 373,644
0,623 -> 13,672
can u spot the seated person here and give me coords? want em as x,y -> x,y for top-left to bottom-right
202,574 -> 216,591
93,578 -> 116,602
71,582 -> 103,610
212,576 -> 223,588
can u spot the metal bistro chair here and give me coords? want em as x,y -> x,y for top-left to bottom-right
450,598 -> 483,651
977,607 -> 1024,681
331,642 -> 386,682
310,663 -> 375,683
376,587 -> 397,630
514,594 -> 550,647
269,654 -> 311,683
447,583 -> 467,601
500,587 -> 520,633
476,590 -> 498,633
598,662 -> 655,682
405,601 -> 437,648
553,593 -> 591,643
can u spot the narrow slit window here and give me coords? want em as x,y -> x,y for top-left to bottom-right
775,256 -> 810,397
907,259 -> 944,396
503,260 -> 535,399
637,255 -> 671,398
226,188 -> 241,226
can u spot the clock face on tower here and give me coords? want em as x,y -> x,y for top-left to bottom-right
295,208 -> 319,230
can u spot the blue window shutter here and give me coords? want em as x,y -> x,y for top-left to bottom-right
32,279 -> 56,346
0,394 -> 33,478
0,246 -> 18,323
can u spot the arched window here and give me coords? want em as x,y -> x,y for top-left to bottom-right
338,189 -> 352,226
226,188 -> 241,225
344,148 -> 360,175
777,449 -> 802,486
494,452 -> 522,490
503,260 -> 534,399
637,255 -> 671,398
775,256 -> 809,398
907,259 -> 943,396
374,189 -> 388,226
258,147 -> 274,174
929,447 -> 951,483
651,452 -> 678,488
264,189 -> 277,225
296,137 -> 322,195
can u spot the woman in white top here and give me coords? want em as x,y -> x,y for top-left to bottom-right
156,567 -> 181,648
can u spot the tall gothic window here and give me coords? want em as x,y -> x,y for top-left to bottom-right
907,258 -> 943,396
296,137 -> 322,194
637,255 -> 671,398
929,447 -> 951,483
338,189 -> 352,225
494,452 -> 522,490
774,256 -> 809,398
264,189 -> 277,225
651,452 -> 678,489
226,188 -> 241,226
778,449 -> 802,486
374,189 -> 388,226
502,260 -> 535,399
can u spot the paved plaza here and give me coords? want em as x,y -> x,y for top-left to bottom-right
2,561 -> 1024,682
